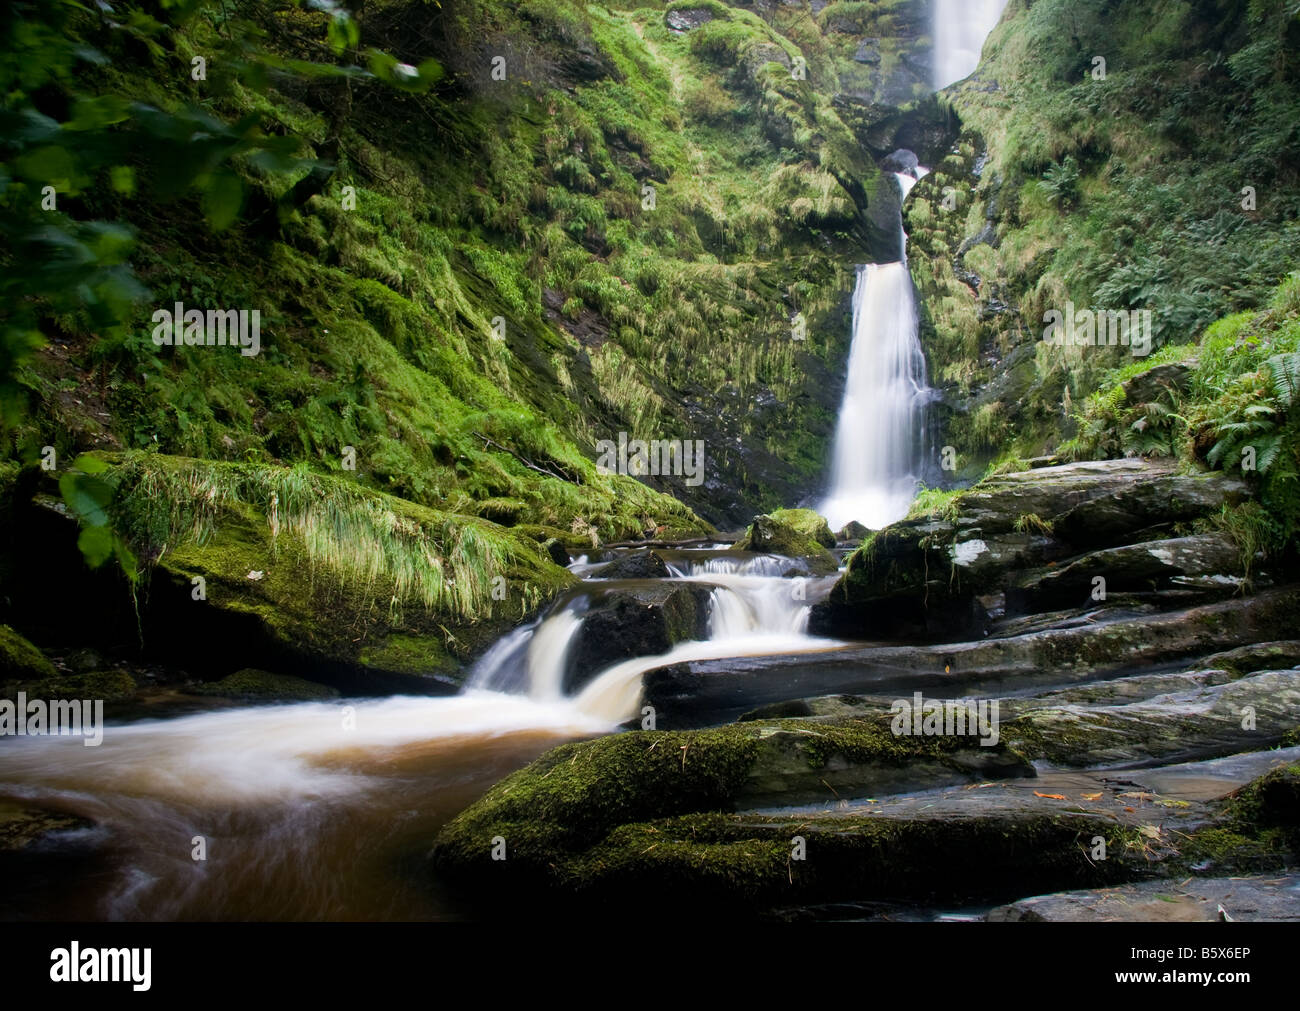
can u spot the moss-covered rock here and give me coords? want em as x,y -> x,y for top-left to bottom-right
835,520 -> 871,543
811,459 -> 1255,640
0,625 -> 55,681
770,508 -> 836,549
732,515 -> 838,574
189,668 -> 340,701
433,704 -> 1300,916
429,713 -> 1182,913
2,669 -> 138,705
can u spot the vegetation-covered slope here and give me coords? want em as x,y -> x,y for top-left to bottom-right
0,0 -> 948,681
2,0 -> 951,533
906,0 -> 1300,557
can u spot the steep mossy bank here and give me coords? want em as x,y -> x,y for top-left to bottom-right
906,1 -> 1300,514
4,451 -> 588,692
1,0 -> 956,532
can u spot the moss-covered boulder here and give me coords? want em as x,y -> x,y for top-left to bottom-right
429,715 -> 1176,914
0,625 -> 56,681
835,520 -> 871,543
732,515 -> 838,575
188,668 -> 340,701
770,509 -> 836,549
811,460 -> 1255,640
1,669 -> 138,706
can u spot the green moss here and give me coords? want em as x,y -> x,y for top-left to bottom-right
3,669 -> 137,705
1180,766 -> 1300,874
190,668 -> 339,701
0,625 -> 56,681
358,634 -> 457,680
769,508 -> 836,548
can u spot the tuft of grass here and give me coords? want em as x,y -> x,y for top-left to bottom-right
905,485 -> 964,523
1014,512 -> 1055,536
109,452 -> 524,620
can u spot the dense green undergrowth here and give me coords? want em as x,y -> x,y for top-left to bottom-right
0,0 -> 929,544
908,0 -> 1300,462
1063,272 -> 1300,556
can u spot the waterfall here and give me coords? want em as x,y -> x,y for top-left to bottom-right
932,0 -> 1008,90
821,171 -> 931,532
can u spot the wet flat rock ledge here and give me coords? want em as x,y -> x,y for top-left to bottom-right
989,874 -> 1300,922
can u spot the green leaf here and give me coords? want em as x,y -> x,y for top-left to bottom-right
76,525 -> 115,568
58,472 -> 113,527
69,454 -> 110,474
202,169 -> 243,231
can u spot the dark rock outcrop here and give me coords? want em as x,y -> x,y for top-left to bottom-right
564,584 -> 713,693
810,460 -> 1256,641
589,551 -> 672,580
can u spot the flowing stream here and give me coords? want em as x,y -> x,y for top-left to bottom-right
0,10 -> 1023,921
0,550 -> 844,920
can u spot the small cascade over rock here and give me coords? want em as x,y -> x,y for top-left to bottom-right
463,550 -> 840,722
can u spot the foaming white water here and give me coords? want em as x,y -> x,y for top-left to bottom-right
465,600 -> 585,698
821,259 -> 930,531
460,562 -> 835,724
932,0 -> 1008,89
702,579 -> 809,638
0,693 -> 611,806
573,633 -> 843,724
686,555 -> 791,578
524,606 -> 583,700
571,566 -> 844,722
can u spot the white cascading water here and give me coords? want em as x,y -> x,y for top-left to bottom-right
473,555 -> 837,724
821,171 -> 931,532
932,0 -> 1009,90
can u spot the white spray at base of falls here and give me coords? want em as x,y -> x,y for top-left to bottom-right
820,172 -> 932,532
932,0 -> 1009,90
